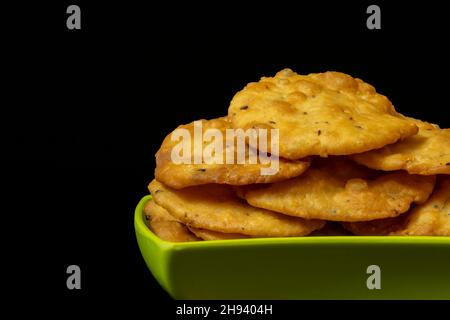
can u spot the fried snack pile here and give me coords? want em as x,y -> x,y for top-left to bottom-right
146,69 -> 450,241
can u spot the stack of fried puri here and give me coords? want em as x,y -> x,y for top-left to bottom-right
146,69 -> 450,241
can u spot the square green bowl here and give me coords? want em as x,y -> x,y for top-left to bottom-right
135,195 -> 450,299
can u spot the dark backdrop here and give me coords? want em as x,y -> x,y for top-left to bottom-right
6,0 -> 450,317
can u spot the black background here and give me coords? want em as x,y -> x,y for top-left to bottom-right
6,0 -> 450,317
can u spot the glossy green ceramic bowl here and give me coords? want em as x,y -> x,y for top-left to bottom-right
135,195 -> 450,299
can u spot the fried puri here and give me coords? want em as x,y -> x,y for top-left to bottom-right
149,179 -> 325,237
352,118 -> 450,175
155,117 -> 310,189
392,177 -> 450,236
144,199 -> 199,242
343,177 -> 449,236
228,69 -> 418,159
239,158 -> 435,222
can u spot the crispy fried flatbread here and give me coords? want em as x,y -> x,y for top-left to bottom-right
143,199 -> 199,242
149,179 -> 325,237
188,227 -> 248,240
228,69 -> 418,159
392,177 -> 450,236
155,117 -> 310,189
343,177 -> 450,236
352,119 -> 450,175
240,158 -> 436,222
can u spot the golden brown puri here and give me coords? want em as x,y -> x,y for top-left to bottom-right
343,176 -> 450,236
149,179 -> 325,237
239,158 -> 436,222
144,198 -> 247,241
155,117 -> 310,189
143,199 -> 199,242
188,227 -> 248,240
391,176 -> 450,236
352,118 -> 450,175
228,69 -> 418,159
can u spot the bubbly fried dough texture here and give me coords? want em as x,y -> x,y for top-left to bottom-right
149,179 -> 325,237
352,118 -> 450,175
228,69 -> 418,159
143,199 -> 199,242
391,177 -> 450,236
240,158 -> 436,222
188,227 -> 248,240
155,117 -> 310,189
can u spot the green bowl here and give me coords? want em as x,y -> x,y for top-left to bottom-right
135,195 -> 450,299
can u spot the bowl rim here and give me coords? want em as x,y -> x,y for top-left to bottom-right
135,194 -> 450,249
